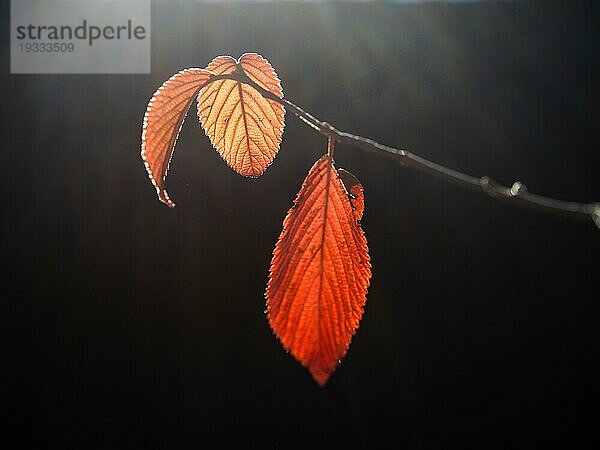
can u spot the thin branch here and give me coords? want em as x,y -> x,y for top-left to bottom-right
208,71 -> 600,230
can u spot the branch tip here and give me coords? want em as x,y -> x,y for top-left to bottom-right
199,71 -> 599,231
591,204 -> 600,230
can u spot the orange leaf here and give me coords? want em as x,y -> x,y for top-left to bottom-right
197,53 -> 285,177
142,68 -> 211,207
266,155 -> 371,385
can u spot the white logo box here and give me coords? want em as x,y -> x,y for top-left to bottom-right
11,0 -> 151,74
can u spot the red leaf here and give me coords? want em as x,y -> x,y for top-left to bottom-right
197,53 -> 285,177
266,155 -> 372,385
142,68 -> 211,207
338,168 -> 365,221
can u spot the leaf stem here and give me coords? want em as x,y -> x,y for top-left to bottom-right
327,135 -> 335,159
207,72 -> 600,230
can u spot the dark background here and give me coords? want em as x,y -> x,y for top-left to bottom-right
2,1 -> 599,448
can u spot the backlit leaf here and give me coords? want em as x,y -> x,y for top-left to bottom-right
266,155 -> 372,385
339,168 -> 365,221
141,68 -> 211,207
197,53 -> 285,177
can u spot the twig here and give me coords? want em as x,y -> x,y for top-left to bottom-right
208,71 -> 600,230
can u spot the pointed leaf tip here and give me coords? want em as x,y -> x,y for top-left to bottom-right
266,156 -> 372,385
142,68 -> 211,207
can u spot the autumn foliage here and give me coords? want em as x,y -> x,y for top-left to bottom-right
141,53 -> 372,385
141,68 -> 211,207
198,54 -> 285,177
267,154 -> 371,385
